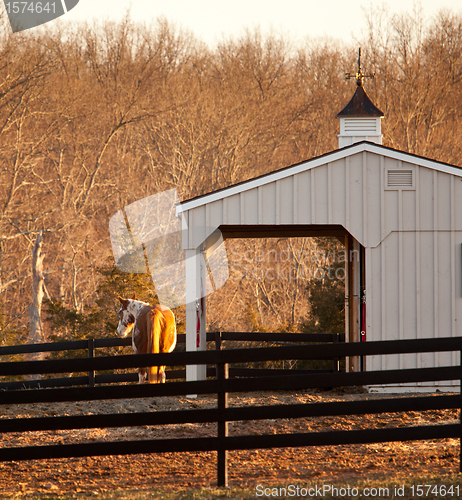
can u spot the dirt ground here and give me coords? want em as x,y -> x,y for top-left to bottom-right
0,389 -> 460,497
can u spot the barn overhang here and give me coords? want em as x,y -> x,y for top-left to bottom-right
218,224 -> 348,241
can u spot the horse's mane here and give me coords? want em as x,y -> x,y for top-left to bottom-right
138,303 -> 153,316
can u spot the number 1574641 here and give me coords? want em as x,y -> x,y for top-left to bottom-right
5,2 -> 56,14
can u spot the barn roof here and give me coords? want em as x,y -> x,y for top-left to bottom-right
177,141 -> 462,215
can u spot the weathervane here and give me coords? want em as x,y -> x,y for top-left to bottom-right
345,48 -> 374,87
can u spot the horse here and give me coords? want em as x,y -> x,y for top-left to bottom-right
117,295 -> 177,384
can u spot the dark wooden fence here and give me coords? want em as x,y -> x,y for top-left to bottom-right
0,332 -> 344,390
0,336 -> 461,486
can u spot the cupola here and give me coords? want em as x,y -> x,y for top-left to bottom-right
337,49 -> 383,148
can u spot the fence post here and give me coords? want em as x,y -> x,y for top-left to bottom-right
332,333 -> 339,373
460,348 -> 462,473
216,331 -> 228,487
88,339 -> 95,388
215,331 -> 222,352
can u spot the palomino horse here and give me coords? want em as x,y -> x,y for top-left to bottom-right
117,296 -> 177,384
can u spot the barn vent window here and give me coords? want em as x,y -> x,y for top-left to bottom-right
387,170 -> 413,188
344,118 -> 377,133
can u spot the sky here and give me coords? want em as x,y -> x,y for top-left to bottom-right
59,0 -> 462,46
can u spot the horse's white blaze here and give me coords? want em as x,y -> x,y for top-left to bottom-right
117,320 -> 133,337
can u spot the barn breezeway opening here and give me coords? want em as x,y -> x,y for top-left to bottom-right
200,224 -> 365,375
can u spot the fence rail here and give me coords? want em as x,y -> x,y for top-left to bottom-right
0,336 -> 461,486
0,332 -> 344,357
0,336 -> 457,377
0,331 -> 344,390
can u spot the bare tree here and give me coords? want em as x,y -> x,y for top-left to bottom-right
29,231 -> 45,372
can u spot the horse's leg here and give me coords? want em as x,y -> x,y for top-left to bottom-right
139,367 -> 146,384
147,365 -> 159,384
159,365 -> 166,383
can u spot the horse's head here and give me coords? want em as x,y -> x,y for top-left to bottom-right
117,295 -> 136,337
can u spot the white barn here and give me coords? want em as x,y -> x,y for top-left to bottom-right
177,77 -> 462,392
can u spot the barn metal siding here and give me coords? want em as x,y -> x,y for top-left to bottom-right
179,143 -> 462,389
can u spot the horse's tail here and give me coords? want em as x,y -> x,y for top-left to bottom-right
147,306 -> 176,384
147,309 -> 163,384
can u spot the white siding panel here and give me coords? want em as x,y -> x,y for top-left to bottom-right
383,232 -> 400,372
226,194 -> 240,224
383,156 -> 399,172
208,200 -> 223,229
402,190 -> 417,231
414,165 -> 421,346
437,172 -> 452,230
456,232 -> 462,338
368,245 -> 383,371
294,170 -> 311,224
455,176 -> 462,365
402,186 -> 418,377
279,176 -> 294,224
242,189 -> 258,224
432,171 -> 439,343
181,210 -> 189,249
261,183 -> 276,224
437,231 -> 452,331
383,190 -> 399,241
418,168 -> 435,230
190,205 -> 206,248
369,247 -> 382,343
312,165 -> 328,224
419,230 -> 435,369
437,231 -> 453,376
402,231 -> 417,340
331,158 -> 347,228
348,153 -> 364,243
365,153 -> 382,247
383,232 -> 400,341
455,177 -> 462,229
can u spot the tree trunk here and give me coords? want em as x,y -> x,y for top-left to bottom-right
29,231 -> 45,377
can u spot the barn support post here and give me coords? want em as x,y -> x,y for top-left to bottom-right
360,245 -> 366,372
346,235 -> 361,373
185,248 -> 207,385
